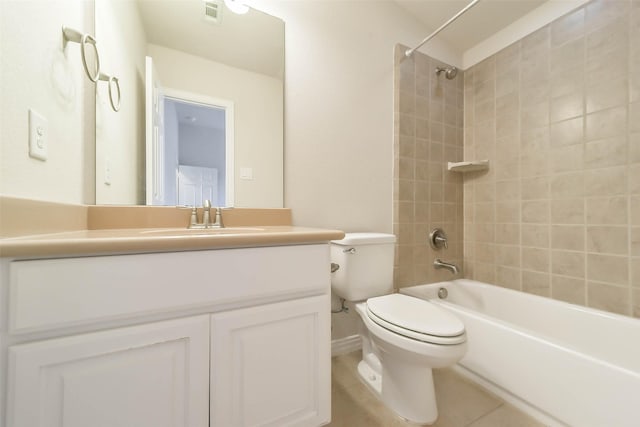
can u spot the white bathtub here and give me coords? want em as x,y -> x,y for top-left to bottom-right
401,279 -> 640,427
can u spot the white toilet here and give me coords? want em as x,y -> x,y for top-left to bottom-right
331,233 -> 467,425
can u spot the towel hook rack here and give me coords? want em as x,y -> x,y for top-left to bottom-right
62,26 -> 101,82
99,72 -> 121,112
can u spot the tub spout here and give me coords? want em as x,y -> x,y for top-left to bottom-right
434,259 -> 460,275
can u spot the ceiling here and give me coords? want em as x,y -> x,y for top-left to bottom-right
137,0 -> 550,75
169,98 -> 226,130
136,0 -> 284,79
393,0 -> 547,53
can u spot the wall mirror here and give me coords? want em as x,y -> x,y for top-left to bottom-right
95,0 -> 284,207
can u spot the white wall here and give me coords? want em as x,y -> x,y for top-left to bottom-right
256,0 -> 461,232
95,0 -> 147,204
0,0 -> 94,204
147,44 -> 284,208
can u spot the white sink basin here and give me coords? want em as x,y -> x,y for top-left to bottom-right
139,227 -> 265,236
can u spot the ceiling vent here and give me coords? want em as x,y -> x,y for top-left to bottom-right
203,0 -> 222,24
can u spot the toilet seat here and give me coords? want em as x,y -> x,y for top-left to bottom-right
366,294 -> 466,345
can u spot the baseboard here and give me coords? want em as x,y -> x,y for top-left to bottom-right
331,335 -> 361,357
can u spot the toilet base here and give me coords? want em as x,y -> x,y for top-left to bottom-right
357,353 -> 438,425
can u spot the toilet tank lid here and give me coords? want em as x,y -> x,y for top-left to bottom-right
331,232 -> 396,245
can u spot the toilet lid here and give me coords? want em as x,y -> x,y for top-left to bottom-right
366,294 -> 465,344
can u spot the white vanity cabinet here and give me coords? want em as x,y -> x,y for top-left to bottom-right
0,243 -> 331,427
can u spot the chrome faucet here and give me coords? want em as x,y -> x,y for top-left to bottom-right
434,259 -> 460,275
188,200 -> 223,229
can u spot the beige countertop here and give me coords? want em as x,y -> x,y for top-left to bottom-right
0,196 -> 345,257
0,226 -> 345,257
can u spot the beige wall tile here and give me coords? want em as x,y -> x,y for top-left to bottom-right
551,8 -> 585,46
522,247 -> 550,272
587,48 -> 628,84
496,201 -> 520,223
552,250 -> 585,278
496,180 -> 520,201
584,166 -> 627,196
476,243 -> 496,263
475,202 -> 496,223
587,253 -> 629,285
586,0 -> 630,30
522,270 -> 551,296
550,96 -> 584,124
522,200 -> 549,223
551,172 -> 584,199
630,102 -> 640,133
475,262 -> 496,283
521,102 -> 550,130
475,222 -> 495,243
552,225 -> 585,251
521,176 -> 549,200
587,226 -> 629,255
584,136 -> 628,169
458,2 -> 634,318
552,275 -> 586,305
633,133 -> 640,163
586,196 -> 628,225
551,198 -> 584,224
588,281 -> 630,316
631,165 -> 640,194
551,36 -> 584,73
585,106 -> 628,141
632,258 -> 640,288
551,144 -> 584,173
522,224 -> 550,248
496,69 -> 519,98
495,266 -> 522,290
633,197 -> 640,226
551,65 -> 584,98
586,77 -> 628,114
496,244 -> 521,268
550,117 -> 584,147
495,223 -> 520,245
632,227 -> 640,257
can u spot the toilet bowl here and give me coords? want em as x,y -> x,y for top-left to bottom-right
331,233 -> 467,425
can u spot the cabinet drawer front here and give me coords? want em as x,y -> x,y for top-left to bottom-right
10,244 -> 329,333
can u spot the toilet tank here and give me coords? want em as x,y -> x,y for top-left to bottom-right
330,233 -> 396,301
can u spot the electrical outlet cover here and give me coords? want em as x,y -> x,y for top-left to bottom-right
29,109 -> 48,161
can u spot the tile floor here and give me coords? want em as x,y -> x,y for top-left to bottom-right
328,351 -> 545,427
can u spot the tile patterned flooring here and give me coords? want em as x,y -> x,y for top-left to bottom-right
328,352 -> 545,427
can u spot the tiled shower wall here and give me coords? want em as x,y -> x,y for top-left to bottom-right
463,0 -> 640,317
393,46 -> 464,288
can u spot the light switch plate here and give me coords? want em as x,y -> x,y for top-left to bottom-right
29,109 -> 48,161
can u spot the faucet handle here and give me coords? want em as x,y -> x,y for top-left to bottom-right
429,228 -> 448,250
203,199 -> 211,209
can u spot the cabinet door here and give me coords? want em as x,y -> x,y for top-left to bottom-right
7,315 -> 210,427
211,295 -> 331,427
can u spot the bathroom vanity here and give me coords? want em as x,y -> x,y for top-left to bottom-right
0,200 -> 342,427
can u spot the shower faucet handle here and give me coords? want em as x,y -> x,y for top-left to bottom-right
429,228 -> 448,250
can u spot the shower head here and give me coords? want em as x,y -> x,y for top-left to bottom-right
435,66 -> 458,80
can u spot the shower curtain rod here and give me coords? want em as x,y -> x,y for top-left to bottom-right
405,0 -> 481,57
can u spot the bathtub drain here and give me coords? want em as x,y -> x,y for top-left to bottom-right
438,288 -> 448,299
